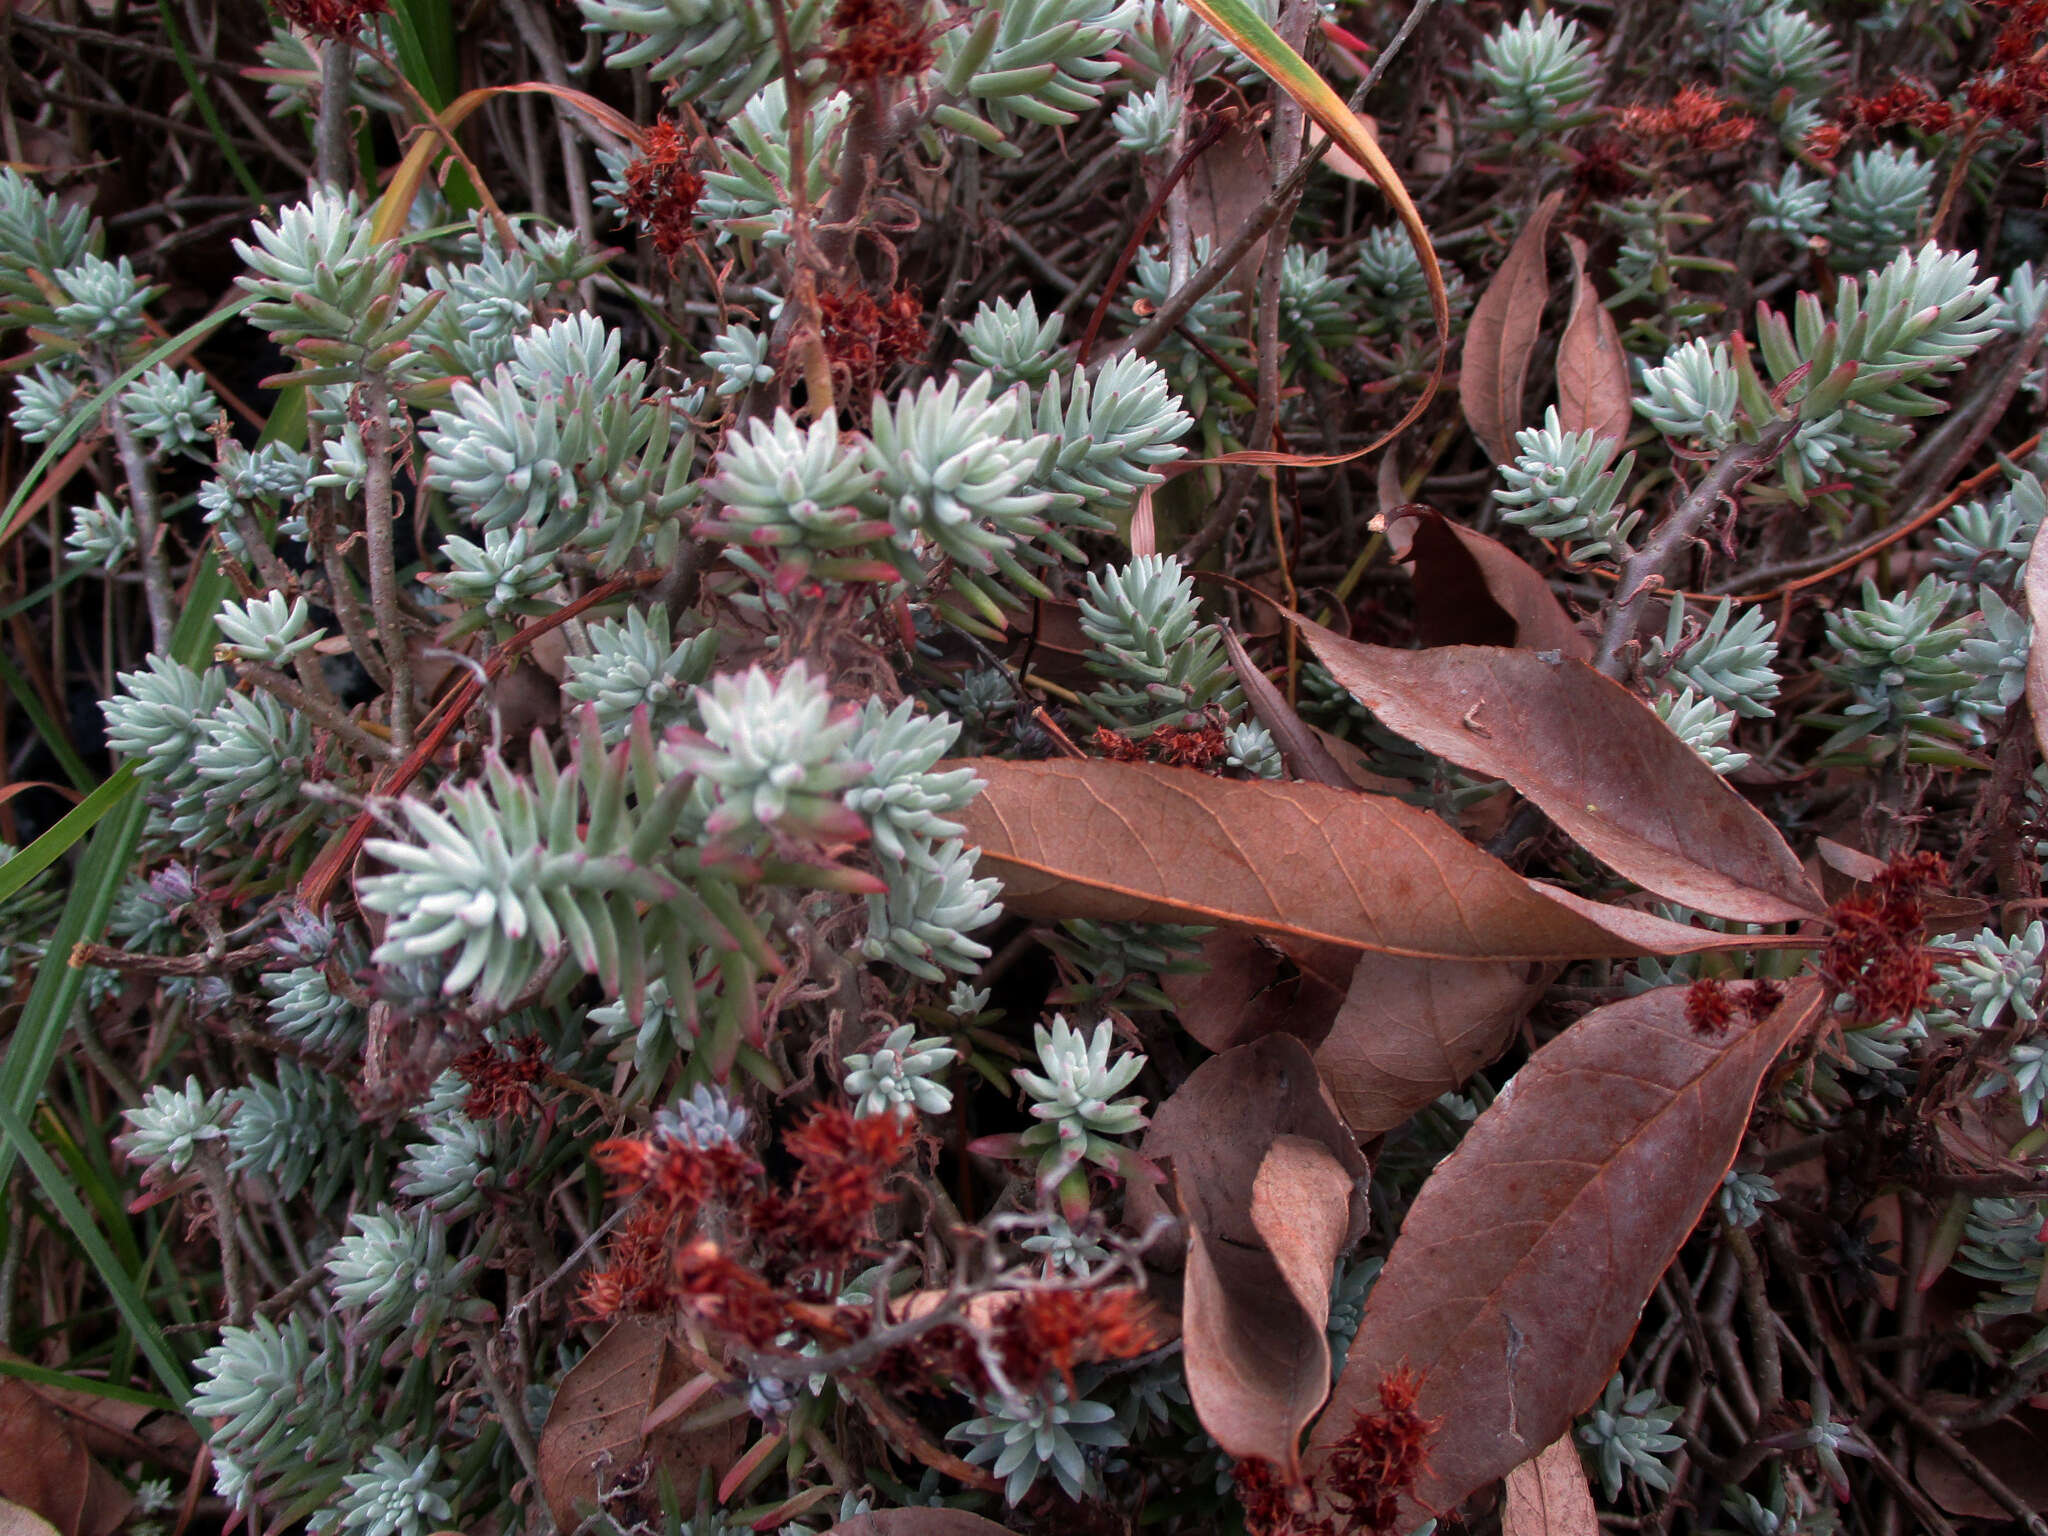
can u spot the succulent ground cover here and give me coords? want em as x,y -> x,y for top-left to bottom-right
6,1 -> 2048,1534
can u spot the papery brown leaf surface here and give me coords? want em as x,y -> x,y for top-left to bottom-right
0,1501 -> 63,1536
0,1380 -> 130,1536
1315,953 -> 1549,1138
957,758 -> 1786,960
1502,1436 -> 1601,1536
1187,119 -> 1274,292
1292,621 -> 1824,924
1555,236 -> 1632,449
1164,927 -> 1354,1052
1913,1397 -> 2048,1516
1460,190 -> 1562,468
1307,980 -> 1825,1525
537,1320 -> 744,1531
2026,515 -> 2048,765
1140,1035 -> 1368,1477
1221,624 -> 1355,789
827,1514 -> 1022,1536
1389,509 -> 1591,659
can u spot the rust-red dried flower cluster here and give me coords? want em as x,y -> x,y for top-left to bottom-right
454,1035 -> 550,1121
1321,1367 -> 1440,1535
1613,86 -> 1757,155
825,0 -> 936,84
1091,722 -> 1231,771
274,0 -> 389,40
1819,851 -> 1947,1025
815,283 -> 926,408
581,1104 -> 912,1330
619,121 -> 705,266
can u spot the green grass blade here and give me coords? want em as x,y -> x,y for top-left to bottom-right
0,1355 -> 180,1413
0,645 -> 94,794
0,762 -> 137,906
0,554 -> 225,1189
388,0 -> 458,110
0,1091 -> 192,1404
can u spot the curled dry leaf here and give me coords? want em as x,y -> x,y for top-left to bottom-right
1139,1034 -> 1369,1478
1292,619 -> 1825,925
1913,1398 -> 2048,1517
1186,118 -> 1274,294
1502,1436 -> 1601,1536
1387,508 -> 1591,659
1555,236 -> 1633,450
537,1320 -> 746,1532
0,1380 -> 131,1536
1163,927 -> 1354,1053
1460,191 -> 1564,469
0,1502 -> 63,1536
2026,515 -> 2048,765
1220,623 -> 1355,790
956,758 -> 1791,961
1314,953 -> 1549,1139
1307,980 -> 1826,1526
826,1514 -> 1023,1536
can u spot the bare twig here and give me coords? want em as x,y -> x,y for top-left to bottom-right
93,357 -> 174,652
1858,1356 -> 2048,1536
315,35 -> 354,192
1594,418 -> 1799,678
359,380 -> 414,750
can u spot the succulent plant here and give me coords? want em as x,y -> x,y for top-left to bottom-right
843,1023 -> 958,1118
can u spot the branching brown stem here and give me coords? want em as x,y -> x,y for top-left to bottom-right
359,379 -> 414,751
1594,418 -> 1800,678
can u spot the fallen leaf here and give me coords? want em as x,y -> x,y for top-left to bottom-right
1503,1436 -> 1600,1536
1460,191 -> 1563,468
1914,1399 -> 2048,1517
1390,509 -> 1591,659
1555,236 -> 1632,450
1186,117 -> 1273,294
1163,927 -> 1354,1052
1292,621 -> 1825,924
537,1320 -> 746,1532
0,1380 -> 130,1536
2028,515 -> 2048,766
1315,953 -> 1548,1138
957,758 -> 1792,961
1308,980 -> 1826,1526
0,1502 -> 62,1536
1221,624 -> 1355,790
827,1514 -> 1022,1536
1141,1035 -> 1369,1478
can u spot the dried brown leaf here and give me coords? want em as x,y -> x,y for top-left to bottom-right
1143,1036 -> 1369,1478
956,758 -> 1783,960
0,1381 -> 130,1536
2027,515 -> 2048,764
1307,980 -> 1826,1525
1555,236 -> 1632,449
1460,191 -> 1563,467
537,1321 -> 745,1532
1293,621 -> 1824,924
1163,928 -> 1354,1053
1389,509 -> 1590,659
1914,1399 -> 2048,1517
1315,954 -> 1548,1138
1502,1437 -> 1601,1536
1222,624 -> 1355,790
827,1515 -> 1021,1536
